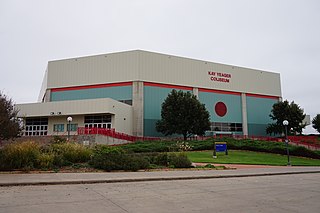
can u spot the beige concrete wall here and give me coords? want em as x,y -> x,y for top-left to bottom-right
17,98 -> 133,135
45,50 -> 281,97
47,51 -> 139,89
48,115 -> 84,136
138,51 -> 281,97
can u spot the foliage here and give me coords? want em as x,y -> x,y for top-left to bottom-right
90,145 -> 192,171
48,142 -> 93,166
0,91 -> 22,140
89,146 -> 149,171
121,140 -> 175,153
312,114 -> 320,133
37,153 -> 55,169
90,145 -> 145,171
266,100 -> 306,135
0,141 -> 41,170
168,152 -> 192,168
156,90 -> 211,140
120,138 -> 320,159
50,136 -> 68,144
169,141 -> 193,152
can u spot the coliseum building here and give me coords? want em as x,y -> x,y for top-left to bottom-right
17,50 -> 282,138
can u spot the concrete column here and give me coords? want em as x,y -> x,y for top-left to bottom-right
193,87 -> 199,98
241,93 -> 248,137
44,89 -> 51,102
132,81 -> 144,137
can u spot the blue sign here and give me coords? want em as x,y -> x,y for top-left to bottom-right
216,143 -> 227,152
213,142 -> 228,158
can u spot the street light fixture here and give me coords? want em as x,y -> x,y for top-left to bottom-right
67,116 -> 73,141
283,120 -> 291,166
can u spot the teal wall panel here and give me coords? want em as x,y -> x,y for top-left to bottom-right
246,96 -> 278,136
51,86 -> 132,101
198,92 -> 242,123
143,86 -> 192,136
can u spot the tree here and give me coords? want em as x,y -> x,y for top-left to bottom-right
312,114 -> 320,133
266,100 -> 306,136
156,90 -> 210,140
0,91 -> 21,140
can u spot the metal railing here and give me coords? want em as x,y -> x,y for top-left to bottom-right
77,127 -> 160,142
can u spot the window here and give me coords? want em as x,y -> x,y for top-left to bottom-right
24,117 -> 48,136
119,100 -> 132,105
67,123 -> 78,131
84,115 -> 112,129
210,122 -> 243,132
53,124 -> 65,132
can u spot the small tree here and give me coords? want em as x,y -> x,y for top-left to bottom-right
312,114 -> 320,133
266,100 -> 306,135
0,91 -> 21,140
156,90 -> 210,140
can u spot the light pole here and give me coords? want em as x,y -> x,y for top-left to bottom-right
67,116 -> 73,141
283,120 -> 291,166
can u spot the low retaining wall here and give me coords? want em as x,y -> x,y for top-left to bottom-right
1,134 -> 133,147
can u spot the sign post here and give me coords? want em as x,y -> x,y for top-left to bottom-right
213,142 -> 228,158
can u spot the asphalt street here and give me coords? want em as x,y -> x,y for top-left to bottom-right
1,173 -> 319,213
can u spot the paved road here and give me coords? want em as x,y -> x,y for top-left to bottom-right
1,167 -> 320,186
1,173 -> 319,213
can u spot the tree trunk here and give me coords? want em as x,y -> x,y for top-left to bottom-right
183,134 -> 187,141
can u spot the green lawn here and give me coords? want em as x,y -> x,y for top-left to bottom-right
187,150 -> 320,166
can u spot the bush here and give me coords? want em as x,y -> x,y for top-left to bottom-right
120,138 -> 320,159
37,153 -> 54,169
48,142 -> 92,166
90,145 -> 192,171
168,153 -> 192,168
121,141 -> 175,153
0,141 -> 41,170
90,152 -> 150,171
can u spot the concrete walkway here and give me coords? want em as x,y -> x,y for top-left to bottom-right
1,166 -> 320,187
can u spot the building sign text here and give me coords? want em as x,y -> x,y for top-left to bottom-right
208,71 -> 232,83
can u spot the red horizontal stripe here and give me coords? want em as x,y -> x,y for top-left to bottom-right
246,93 -> 280,100
51,82 -> 132,92
144,82 -> 193,91
199,88 -> 241,96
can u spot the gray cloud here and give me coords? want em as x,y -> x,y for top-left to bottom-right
1,0 -> 319,133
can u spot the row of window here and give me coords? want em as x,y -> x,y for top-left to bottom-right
210,122 -> 243,132
24,115 -> 113,136
25,118 -> 48,136
84,115 -> 111,124
53,124 -> 78,132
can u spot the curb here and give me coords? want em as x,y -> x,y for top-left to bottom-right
1,170 -> 320,187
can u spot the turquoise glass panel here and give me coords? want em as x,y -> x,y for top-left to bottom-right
246,96 -> 278,136
51,86 -> 132,101
198,92 -> 242,123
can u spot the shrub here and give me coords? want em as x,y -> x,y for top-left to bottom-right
51,136 -> 67,144
90,152 -> 150,171
121,154 -> 150,171
0,141 -> 41,170
168,153 -> 192,168
37,153 -> 54,169
120,138 -> 320,159
121,141 -> 175,153
48,142 -> 92,166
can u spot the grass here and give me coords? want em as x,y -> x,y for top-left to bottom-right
187,150 -> 320,166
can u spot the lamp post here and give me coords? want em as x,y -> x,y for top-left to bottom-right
67,116 -> 73,141
283,120 -> 291,166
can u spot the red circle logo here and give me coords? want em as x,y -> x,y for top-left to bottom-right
215,102 -> 227,117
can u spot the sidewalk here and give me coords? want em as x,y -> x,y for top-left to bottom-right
1,166 -> 320,187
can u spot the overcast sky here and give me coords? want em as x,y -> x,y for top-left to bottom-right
1,0 -> 319,133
